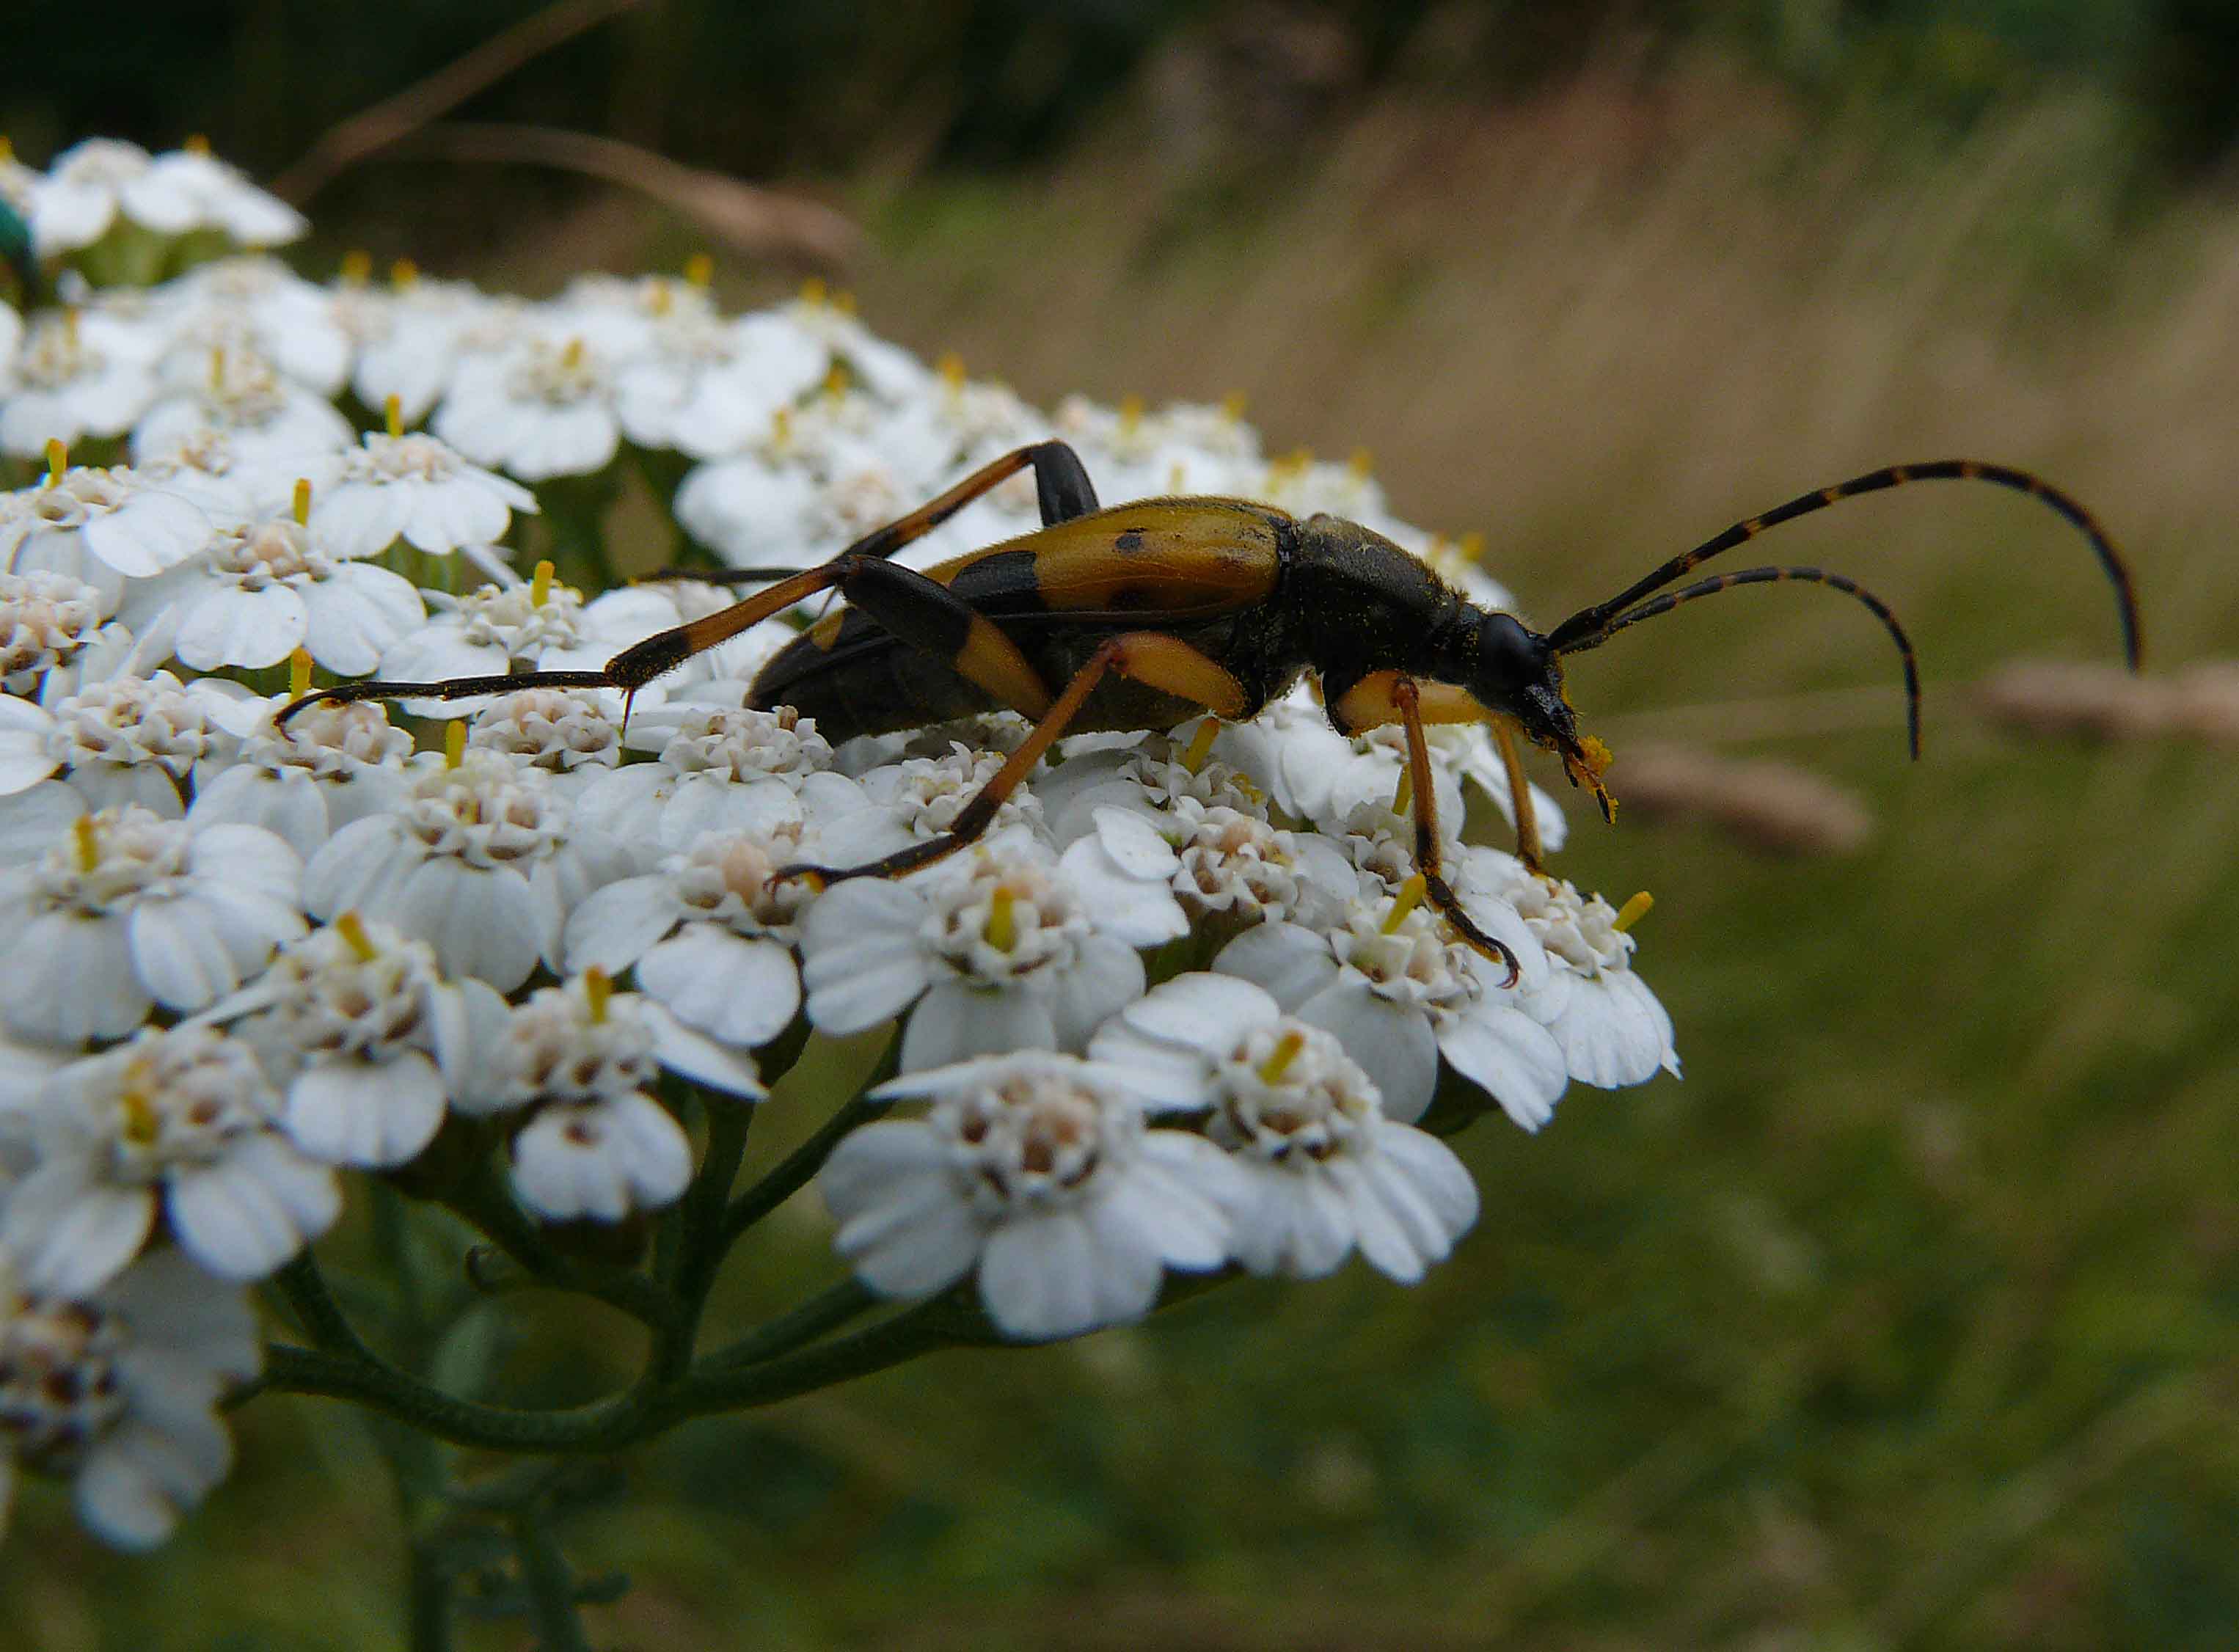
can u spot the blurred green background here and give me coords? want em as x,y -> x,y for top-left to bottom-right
6,3 -> 2238,1647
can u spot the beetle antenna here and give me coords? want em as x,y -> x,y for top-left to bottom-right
1544,460 -> 2140,670
1558,564 -> 1924,759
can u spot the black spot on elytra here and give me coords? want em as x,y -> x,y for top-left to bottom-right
946,549 -> 1043,613
1113,530 -> 1146,554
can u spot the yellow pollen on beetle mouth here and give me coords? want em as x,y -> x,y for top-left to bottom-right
443,720 -> 466,770
1613,891 -> 1654,932
1578,734 -> 1614,777
1383,874 -> 1429,934
384,394 -> 403,439
72,814 -> 100,874
44,439 -> 65,487
288,648 -> 313,701
292,478 -> 311,527
1257,1028 -> 1306,1085
1182,717 -> 1219,774
985,885 -> 1019,952
530,560 -> 555,607
334,910 -> 379,962
583,965 -> 613,1024
684,252 -> 713,288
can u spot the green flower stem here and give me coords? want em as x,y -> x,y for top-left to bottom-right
407,1535 -> 459,1652
507,1500 -> 593,1652
717,1092 -> 888,1253
260,1290 -> 968,1452
651,1097 -> 754,1379
441,1165 -> 679,1333
696,1277 -> 879,1372
274,1251 -> 380,1362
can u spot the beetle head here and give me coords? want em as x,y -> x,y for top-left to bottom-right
1464,613 -> 1614,818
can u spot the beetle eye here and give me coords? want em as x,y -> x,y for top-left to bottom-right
1479,613 -> 1548,690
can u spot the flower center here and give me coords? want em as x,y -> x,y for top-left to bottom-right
0,1294 -> 128,1463
1210,1020 -> 1378,1163
401,753 -> 564,867
932,863 -> 1080,983
454,582 -> 585,654
44,676 -> 212,778
101,1037 -> 273,1181
942,1078 -> 1130,1211
35,806 -> 191,913
208,519 -> 329,587
658,704 -> 829,781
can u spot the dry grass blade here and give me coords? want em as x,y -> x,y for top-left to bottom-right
399,123 -> 859,267
271,0 -> 652,205
1612,742 -> 1876,856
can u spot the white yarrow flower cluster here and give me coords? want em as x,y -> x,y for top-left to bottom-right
0,132 -> 1687,1557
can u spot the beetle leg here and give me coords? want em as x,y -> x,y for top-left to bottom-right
275,561 -> 858,725
780,632 -> 1246,885
847,440 -> 1100,561
1392,676 -> 1522,987
1489,717 -> 1546,874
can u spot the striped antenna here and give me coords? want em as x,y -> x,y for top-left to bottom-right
1546,460 -> 2141,670
1562,565 -> 1924,758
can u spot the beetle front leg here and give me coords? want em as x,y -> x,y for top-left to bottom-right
1391,676 -> 1522,988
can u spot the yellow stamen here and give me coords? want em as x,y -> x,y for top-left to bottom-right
1220,390 -> 1247,421
832,289 -> 856,315
985,885 -> 1018,952
937,351 -> 965,391
770,406 -> 793,453
292,478 -> 311,527
334,910 -> 379,962
1257,1028 -> 1306,1086
1119,393 -> 1144,436
1382,874 -> 1428,933
62,308 -> 78,348
1348,447 -> 1373,478
684,252 -> 713,287
821,364 -> 848,401
1181,717 -> 1219,774
583,965 -> 613,1024
0,139 -> 12,165
560,337 -> 585,371
1613,891 -> 1654,933
118,1081 -> 158,1147
72,814 -> 100,875
384,394 -> 403,439
340,249 -> 372,284
530,560 -> 554,607
1459,531 -> 1486,563
799,277 -> 828,307
44,439 -> 65,487
208,346 -> 227,392
1390,764 -> 1412,817
184,134 -> 211,156
288,648 -> 313,701
647,282 -> 673,317
444,720 -> 467,770
1167,462 -> 1186,491
390,257 -> 419,290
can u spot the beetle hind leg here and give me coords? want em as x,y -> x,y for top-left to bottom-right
778,631 -> 1246,888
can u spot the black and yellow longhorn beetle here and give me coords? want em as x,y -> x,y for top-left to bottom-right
280,440 -> 2141,984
